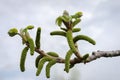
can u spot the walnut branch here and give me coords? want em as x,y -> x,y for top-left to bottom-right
69,50 -> 120,65
34,49 -> 120,65
86,50 -> 120,62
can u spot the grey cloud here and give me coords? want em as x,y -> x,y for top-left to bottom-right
0,0 -> 120,80
85,0 -> 120,28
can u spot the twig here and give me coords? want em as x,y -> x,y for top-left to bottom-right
35,49 -> 120,65
86,50 -> 120,62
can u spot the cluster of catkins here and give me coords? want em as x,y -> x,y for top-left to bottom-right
8,10 -> 96,78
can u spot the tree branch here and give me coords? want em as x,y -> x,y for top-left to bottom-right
35,49 -> 120,65
86,50 -> 120,62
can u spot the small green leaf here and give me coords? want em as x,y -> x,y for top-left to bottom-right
56,16 -> 63,27
20,47 -> 29,72
8,28 -> 18,37
61,16 -> 70,22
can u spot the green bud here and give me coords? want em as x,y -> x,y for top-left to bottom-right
70,64 -> 75,69
8,28 -> 18,37
56,16 -> 63,27
62,10 -> 71,22
82,54 -> 89,61
75,12 -> 83,18
26,25 -> 34,30
63,10 -> 69,16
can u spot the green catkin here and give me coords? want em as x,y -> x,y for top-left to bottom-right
72,18 -> 81,27
70,64 -> 75,69
62,15 -> 70,22
71,12 -> 83,19
35,27 -> 41,49
75,12 -> 83,18
60,27 -> 67,31
36,57 -> 52,76
72,28 -> 81,32
46,60 -> 56,78
20,29 -> 27,44
73,35 -> 96,45
25,31 -> 31,39
62,10 -> 70,22
8,28 -> 18,37
63,10 -> 69,16
82,54 -> 89,60
47,52 -> 59,57
35,55 -> 43,68
56,16 -> 62,27
26,25 -> 34,30
20,47 -> 29,72
60,28 -> 81,32
64,50 -> 73,73
27,38 -> 35,55
50,31 -> 66,37
66,30 -> 77,53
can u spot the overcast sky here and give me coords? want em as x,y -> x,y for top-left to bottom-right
0,0 -> 120,80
